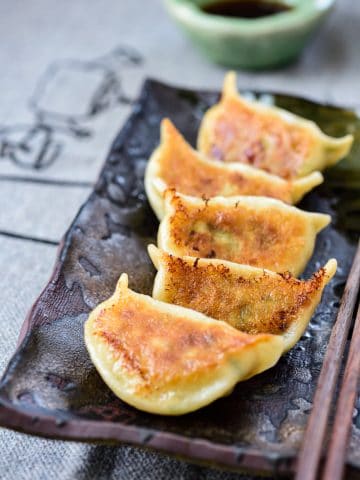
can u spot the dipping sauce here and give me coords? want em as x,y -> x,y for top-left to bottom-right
202,0 -> 292,19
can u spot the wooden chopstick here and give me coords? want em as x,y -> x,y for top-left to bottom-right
322,300 -> 360,480
295,241 -> 360,480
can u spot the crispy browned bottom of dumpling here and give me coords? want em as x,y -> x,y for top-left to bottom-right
158,191 -> 330,276
149,246 -> 337,352
198,72 -> 353,179
84,274 -> 283,415
145,118 -> 323,219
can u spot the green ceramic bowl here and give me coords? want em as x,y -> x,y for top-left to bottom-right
164,0 -> 336,69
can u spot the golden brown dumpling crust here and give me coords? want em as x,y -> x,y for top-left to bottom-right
198,73 -> 353,179
145,119 -> 324,219
202,96 -> 312,178
157,121 -> 293,200
92,286 -> 255,392
159,192 -> 330,276
85,274 -> 283,414
149,246 -> 336,351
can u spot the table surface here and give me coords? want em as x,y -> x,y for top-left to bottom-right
0,1 -> 359,479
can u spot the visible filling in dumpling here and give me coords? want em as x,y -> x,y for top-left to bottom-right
158,191 -> 330,276
198,72 -> 353,179
149,246 -> 337,351
145,118 -> 323,219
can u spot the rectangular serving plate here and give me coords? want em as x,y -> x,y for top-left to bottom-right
0,79 -> 359,477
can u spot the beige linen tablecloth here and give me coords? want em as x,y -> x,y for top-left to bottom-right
0,1 -> 359,478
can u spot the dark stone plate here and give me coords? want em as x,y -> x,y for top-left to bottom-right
0,79 -> 359,477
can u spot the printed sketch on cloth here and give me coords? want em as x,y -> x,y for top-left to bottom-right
0,46 -> 143,170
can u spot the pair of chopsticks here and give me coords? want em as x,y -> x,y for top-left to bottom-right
295,240 -> 360,480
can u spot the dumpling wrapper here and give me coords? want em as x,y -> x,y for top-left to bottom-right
198,72 -> 353,179
84,274 -> 283,415
149,246 -> 337,352
157,191 -> 330,276
145,118 -> 323,219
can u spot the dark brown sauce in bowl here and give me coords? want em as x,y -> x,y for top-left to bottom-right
201,0 -> 292,19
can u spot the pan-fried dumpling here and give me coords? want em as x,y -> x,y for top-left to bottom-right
84,274 -> 283,415
198,72 -> 353,179
148,246 -> 337,352
157,191 -> 330,276
145,119 -> 323,219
